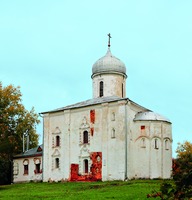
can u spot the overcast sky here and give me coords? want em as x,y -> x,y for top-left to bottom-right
0,0 -> 192,157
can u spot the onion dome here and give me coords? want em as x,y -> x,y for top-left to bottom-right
134,111 -> 171,123
92,48 -> 127,78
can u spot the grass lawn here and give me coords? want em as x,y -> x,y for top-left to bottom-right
0,180 -> 163,200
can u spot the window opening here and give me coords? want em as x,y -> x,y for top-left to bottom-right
55,158 -> 59,168
99,81 -> 103,97
56,135 -> 60,147
35,163 -> 41,174
24,165 -> 28,175
84,159 -> 88,173
83,131 -> 88,144
165,139 -> 169,150
155,139 -> 158,149
111,128 -> 115,138
14,163 -> 19,175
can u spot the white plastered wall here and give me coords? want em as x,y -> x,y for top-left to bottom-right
13,156 -> 42,183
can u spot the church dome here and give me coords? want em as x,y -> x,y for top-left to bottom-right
134,111 -> 171,123
92,48 -> 127,78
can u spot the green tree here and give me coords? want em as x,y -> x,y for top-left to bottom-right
148,141 -> 192,199
173,141 -> 192,199
0,83 -> 40,184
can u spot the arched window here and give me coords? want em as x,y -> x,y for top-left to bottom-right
84,159 -> 88,173
111,128 -> 115,138
99,81 -> 103,97
83,131 -> 88,144
23,159 -> 29,175
24,164 -> 28,175
55,158 -> 59,168
35,164 -> 41,174
165,139 -> 169,150
56,136 -> 60,147
154,138 -> 159,149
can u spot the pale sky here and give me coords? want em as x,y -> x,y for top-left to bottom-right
0,1 -> 192,157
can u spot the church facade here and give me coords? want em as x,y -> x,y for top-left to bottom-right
41,42 -> 172,182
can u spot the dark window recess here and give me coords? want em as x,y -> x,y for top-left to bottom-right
35,164 -> 41,173
99,81 -> 103,97
24,165 -> 28,175
56,158 -> 59,168
56,136 -> 60,146
83,131 -> 88,144
84,159 -> 88,173
155,139 -> 158,149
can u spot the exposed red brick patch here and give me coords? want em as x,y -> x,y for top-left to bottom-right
90,110 -> 95,124
70,152 -> 102,181
90,127 -> 94,136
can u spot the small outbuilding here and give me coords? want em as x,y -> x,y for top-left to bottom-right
13,145 -> 43,183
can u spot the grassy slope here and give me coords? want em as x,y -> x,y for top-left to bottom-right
0,180 -> 163,200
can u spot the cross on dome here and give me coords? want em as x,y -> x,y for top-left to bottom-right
107,33 -> 112,47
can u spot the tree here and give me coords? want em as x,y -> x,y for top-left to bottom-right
148,141 -> 192,199
173,141 -> 192,198
0,83 -> 40,184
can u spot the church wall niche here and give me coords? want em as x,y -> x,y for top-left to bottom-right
79,117 -> 90,145
135,137 -> 150,179
52,127 -> 61,148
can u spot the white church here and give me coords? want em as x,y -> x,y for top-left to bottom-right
13,35 -> 172,182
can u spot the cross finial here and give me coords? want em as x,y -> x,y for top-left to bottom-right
108,33 -> 112,47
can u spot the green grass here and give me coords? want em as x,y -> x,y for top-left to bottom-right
0,180 -> 163,200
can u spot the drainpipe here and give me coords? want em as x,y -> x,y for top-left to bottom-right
124,100 -> 128,180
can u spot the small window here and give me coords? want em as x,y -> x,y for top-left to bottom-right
99,81 -> 104,97
111,128 -> 115,138
84,159 -> 88,173
24,165 -> 28,175
55,158 -> 59,168
165,139 -> 169,150
83,131 -> 88,144
141,126 -> 145,130
154,138 -> 159,149
111,112 -> 115,121
13,163 -> 19,175
56,136 -> 60,147
34,163 -> 41,174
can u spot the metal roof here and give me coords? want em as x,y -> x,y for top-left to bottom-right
41,96 -> 128,114
92,48 -> 127,77
134,111 -> 171,123
40,97 -> 171,124
13,145 -> 43,158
